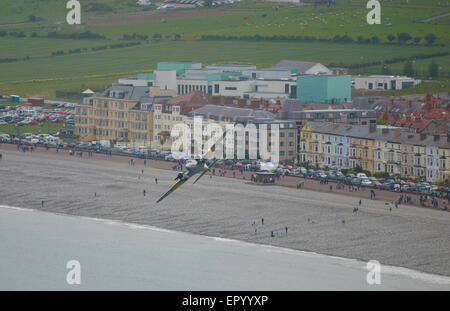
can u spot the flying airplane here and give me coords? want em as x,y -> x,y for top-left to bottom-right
156,131 -> 228,203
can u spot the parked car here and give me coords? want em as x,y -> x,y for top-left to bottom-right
381,182 -> 394,190
361,178 -> 372,186
372,181 -> 382,188
327,173 -> 337,180
351,177 -> 362,185
345,173 -> 356,184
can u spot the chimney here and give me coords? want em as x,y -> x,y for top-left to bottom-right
420,133 -> 427,140
394,128 -> 401,137
434,134 -> 440,141
382,128 -> 389,135
369,123 -> 376,133
408,100 -> 412,108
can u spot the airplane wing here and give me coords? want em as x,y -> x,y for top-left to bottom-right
157,130 -> 228,203
202,129 -> 229,159
156,176 -> 190,203
192,158 -> 219,184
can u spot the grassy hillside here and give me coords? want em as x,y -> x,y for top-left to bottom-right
0,0 -> 448,99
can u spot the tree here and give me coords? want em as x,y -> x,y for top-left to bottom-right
403,61 -> 415,77
428,60 -> 439,78
397,32 -> 412,43
387,34 -> 395,42
413,36 -> 421,44
424,33 -> 437,45
152,33 -> 162,41
27,15 -> 38,22
371,36 -> 380,44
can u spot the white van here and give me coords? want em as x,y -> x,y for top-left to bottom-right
357,173 -> 368,179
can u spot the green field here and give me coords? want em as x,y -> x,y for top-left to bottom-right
385,78 -> 450,96
0,0 -> 449,99
0,0 -> 153,24
351,54 -> 450,77
88,5 -> 449,44
0,122 -> 63,135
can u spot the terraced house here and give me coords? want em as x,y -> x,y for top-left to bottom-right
75,85 -> 171,144
187,104 -> 297,163
300,121 -> 450,182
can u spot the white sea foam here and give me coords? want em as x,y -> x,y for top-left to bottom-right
1,204 -> 449,286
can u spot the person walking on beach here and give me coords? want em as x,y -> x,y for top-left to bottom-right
143,189 -> 146,196
285,226 -> 288,235
41,200 -> 44,208
359,199 -> 362,206
155,177 -> 158,184
144,159 -> 147,167
262,218 -> 264,225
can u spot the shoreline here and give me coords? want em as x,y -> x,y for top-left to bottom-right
1,203 -> 449,287
1,142 -> 447,212
1,147 -> 449,277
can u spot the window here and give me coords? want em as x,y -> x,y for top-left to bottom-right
214,84 -> 219,93
225,87 -> 237,90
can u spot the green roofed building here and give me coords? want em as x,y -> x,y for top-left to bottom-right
296,75 -> 351,104
137,73 -> 156,80
156,62 -> 202,76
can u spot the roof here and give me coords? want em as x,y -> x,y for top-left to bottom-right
273,60 -> 326,74
394,117 -> 433,133
189,104 -> 275,122
304,121 -> 450,148
156,91 -> 214,115
281,109 -> 377,120
100,85 -> 149,100
82,89 -> 94,94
